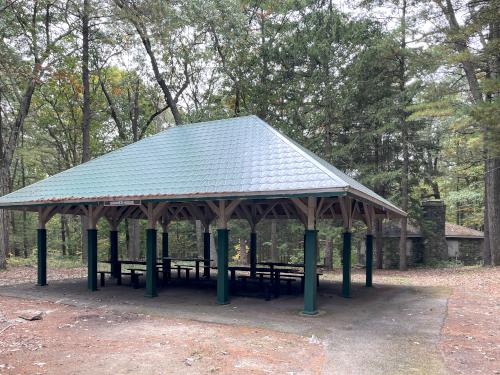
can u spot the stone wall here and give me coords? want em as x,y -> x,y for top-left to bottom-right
381,238 -> 424,269
457,238 -> 483,265
380,237 -> 483,268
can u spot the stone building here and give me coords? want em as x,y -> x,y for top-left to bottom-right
360,200 -> 484,268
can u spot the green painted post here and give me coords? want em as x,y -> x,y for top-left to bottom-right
37,229 -> 47,286
303,233 -> 306,263
342,231 -> 352,298
146,229 -> 158,298
303,229 -> 318,315
162,232 -> 169,282
250,232 -> 257,277
365,234 -> 373,287
203,232 -> 210,278
217,229 -> 229,305
87,229 -> 98,291
109,230 -> 118,278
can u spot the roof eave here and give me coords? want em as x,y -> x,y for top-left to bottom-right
346,187 -> 407,218
0,188 -> 350,209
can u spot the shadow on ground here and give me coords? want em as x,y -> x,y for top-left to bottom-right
0,276 -> 449,374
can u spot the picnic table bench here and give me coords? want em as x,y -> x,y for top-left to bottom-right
173,265 -> 193,282
163,257 -> 211,281
236,275 -> 273,300
254,272 -> 297,295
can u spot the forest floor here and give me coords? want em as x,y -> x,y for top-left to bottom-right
0,265 -> 498,374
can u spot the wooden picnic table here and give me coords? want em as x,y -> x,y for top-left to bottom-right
258,261 -> 322,269
228,265 -> 298,297
109,260 -> 162,285
258,261 -> 305,268
163,257 -> 212,281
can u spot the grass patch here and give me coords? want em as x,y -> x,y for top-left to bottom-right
6,254 -> 84,269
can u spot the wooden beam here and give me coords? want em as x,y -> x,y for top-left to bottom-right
363,203 -> 376,234
339,197 -> 353,231
256,201 -> 279,223
319,199 -> 335,218
139,203 -> 149,217
217,200 -> 227,228
316,197 -> 325,219
206,201 -> 220,217
307,197 -> 317,230
225,199 -> 241,218
286,202 -> 307,226
281,202 -> 292,219
38,206 -> 58,229
291,198 -> 308,216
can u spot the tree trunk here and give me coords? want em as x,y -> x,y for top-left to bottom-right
128,219 -> 141,260
21,137 -> 29,258
81,216 -> 88,261
399,217 -> 408,271
486,156 -> 500,265
398,0 -> 408,271
210,225 -> 217,266
81,0 -> 91,261
270,220 -> 278,261
323,236 -> 333,270
195,220 -> 203,257
0,166 -> 10,268
22,210 -> 29,258
61,215 -> 67,256
483,174 -> 491,265
0,69 -> 37,269
485,16 -> 500,265
10,212 -> 19,257
239,238 -> 246,265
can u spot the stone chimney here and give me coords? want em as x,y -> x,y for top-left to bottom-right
421,200 -> 448,263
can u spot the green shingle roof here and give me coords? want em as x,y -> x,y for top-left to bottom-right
0,115 -> 404,216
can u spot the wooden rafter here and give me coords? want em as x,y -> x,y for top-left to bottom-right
290,198 -> 308,216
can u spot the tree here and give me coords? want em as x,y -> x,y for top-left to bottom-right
429,0 -> 500,264
112,0 -> 194,125
0,1 -> 75,268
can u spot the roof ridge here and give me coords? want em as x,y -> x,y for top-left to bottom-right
253,117 -> 348,188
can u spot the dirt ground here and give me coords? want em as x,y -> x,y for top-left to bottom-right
0,265 -> 498,374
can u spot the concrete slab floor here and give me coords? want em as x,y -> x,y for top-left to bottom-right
0,277 -> 449,374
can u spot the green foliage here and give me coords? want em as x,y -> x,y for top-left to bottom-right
1,0 -> 490,267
